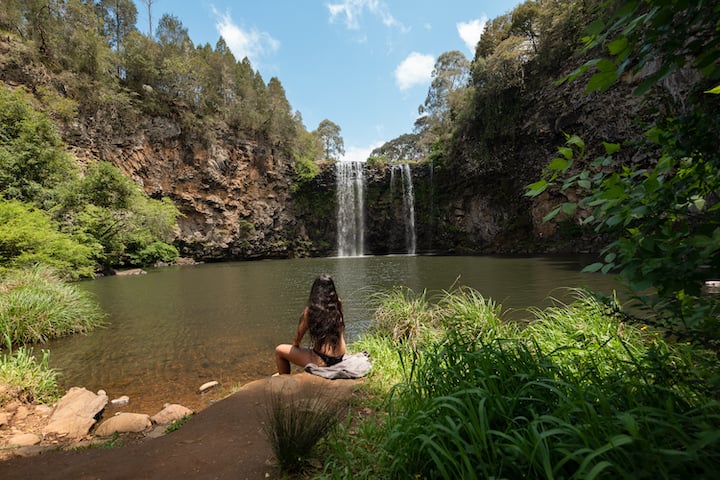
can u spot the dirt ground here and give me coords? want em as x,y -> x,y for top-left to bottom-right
0,373 -> 362,480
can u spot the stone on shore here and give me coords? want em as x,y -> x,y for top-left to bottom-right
43,387 -> 108,439
150,404 -> 193,425
95,413 -> 151,437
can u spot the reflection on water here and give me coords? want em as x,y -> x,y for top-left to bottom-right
46,255 -> 619,413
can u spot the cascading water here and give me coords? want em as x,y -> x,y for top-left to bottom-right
336,161 -> 366,257
399,164 -> 417,254
390,163 -> 417,255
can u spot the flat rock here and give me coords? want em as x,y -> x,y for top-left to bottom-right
8,433 -> 41,447
150,404 -> 193,425
95,413 -> 151,437
0,412 -> 9,427
43,387 -> 108,439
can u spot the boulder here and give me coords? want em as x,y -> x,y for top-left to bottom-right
8,433 -> 41,446
0,412 -> 9,427
43,387 -> 108,439
151,404 -> 193,425
95,413 -> 151,436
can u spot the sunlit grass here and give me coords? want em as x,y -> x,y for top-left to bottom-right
318,286 -> 720,479
0,265 -> 105,349
0,346 -> 60,405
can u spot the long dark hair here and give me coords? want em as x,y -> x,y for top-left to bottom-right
306,274 -> 344,349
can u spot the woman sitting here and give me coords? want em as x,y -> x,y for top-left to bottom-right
274,273 -> 346,374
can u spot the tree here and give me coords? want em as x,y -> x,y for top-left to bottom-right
0,85 -> 77,204
0,199 -> 98,279
315,119 -> 344,161
475,14 -> 511,59
266,77 -> 297,149
510,0 -> 540,53
140,0 -> 155,37
96,0 -> 137,53
370,133 -> 423,162
416,51 -> 470,153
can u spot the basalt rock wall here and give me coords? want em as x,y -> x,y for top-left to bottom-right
67,113 -> 305,261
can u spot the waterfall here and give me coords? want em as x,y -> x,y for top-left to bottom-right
391,164 -> 417,255
336,161 -> 366,257
400,164 -> 417,255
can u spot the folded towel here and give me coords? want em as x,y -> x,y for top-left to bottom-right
304,351 -> 372,379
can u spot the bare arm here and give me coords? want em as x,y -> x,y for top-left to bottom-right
292,307 -> 309,347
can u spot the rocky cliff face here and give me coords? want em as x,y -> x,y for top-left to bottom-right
68,114 -> 302,261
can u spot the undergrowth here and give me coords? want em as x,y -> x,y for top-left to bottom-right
316,287 -> 720,479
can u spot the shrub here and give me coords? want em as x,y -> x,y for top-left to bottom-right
0,199 -> 98,279
126,241 -> 179,266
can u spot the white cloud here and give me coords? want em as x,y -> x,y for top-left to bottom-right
214,10 -> 279,67
327,0 -> 408,32
394,52 -> 435,91
457,16 -> 488,54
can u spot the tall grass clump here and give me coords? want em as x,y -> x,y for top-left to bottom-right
0,266 -> 105,349
370,286 -> 436,346
0,346 -> 61,405
261,388 -> 346,473
381,288 -> 720,479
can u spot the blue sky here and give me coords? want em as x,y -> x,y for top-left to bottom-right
133,1 -> 523,161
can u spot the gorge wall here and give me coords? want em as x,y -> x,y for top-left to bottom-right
67,114 -> 306,261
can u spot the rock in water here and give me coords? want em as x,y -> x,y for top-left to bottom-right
199,381 -> 219,393
43,387 -> 108,439
110,395 -> 130,407
95,413 -> 151,436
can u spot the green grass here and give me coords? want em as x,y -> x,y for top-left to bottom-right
0,265 -> 105,349
0,346 -> 60,405
317,286 -> 720,479
165,414 -> 192,434
0,265 -> 105,406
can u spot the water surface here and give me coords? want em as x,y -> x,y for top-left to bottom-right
47,255 -> 620,413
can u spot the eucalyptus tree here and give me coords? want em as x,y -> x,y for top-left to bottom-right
95,0 -> 137,53
315,119 -> 345,162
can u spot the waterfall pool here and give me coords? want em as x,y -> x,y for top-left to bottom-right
46,255 -> 620,413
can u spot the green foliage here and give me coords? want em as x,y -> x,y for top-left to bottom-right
0,347 -> 61,405
369,133 -> 424,163
0,266 -> 105,349
529,0 -> 720,343
315,119 -> 345,161
126,241 -> 178,266
293,155 -> 321,187
528,123 -> 720,341
0,199 -> 98,279
378,290 -> 720,479
0,85 -> 77,203
566,0 -> 720,96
